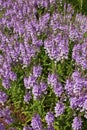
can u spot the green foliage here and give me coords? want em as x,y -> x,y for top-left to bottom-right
67,0 -> 87,14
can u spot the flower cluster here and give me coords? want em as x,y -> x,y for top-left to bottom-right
72,117 -> 82,130
47,73 -> 63,97
55,102 -> 65,117
0,123 -> 5,130
65,71 -> 87,118
24,65 -> 47,100
45,111 -> 54,126
72,42 -> 87,70
0,91 -> 8,105
31,114 -> 43,130
0,107 -> 14,125
44,33 -> 69,62
0,0 -> 87,129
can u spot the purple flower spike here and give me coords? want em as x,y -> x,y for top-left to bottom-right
24,75 -> 36,89
31,114 -> 43,130
45,112 -> 54,126
0,91 -> 8,104
32,84 -> 41,100
55,102 -> 65,117
24,92 -> 31,103
47,73 -> 58,87
72,117 -> 82,130
0,123 -> 5,130
33,65 -> 42,78
53,83 -> 63,97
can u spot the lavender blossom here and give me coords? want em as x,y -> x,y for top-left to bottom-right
44,34 -> 69,62
0,107 -> 14,125
65,71 -> 87,115
72,42 -> 87,70
0,123 -> 5,130
24,75 -> 36,89
55,102 -> 65,117
0,55 -> 3,65
31,114 -> 43,130
40,81 -> 47,94
65,71 -> 87,96
69,25 -> 83,41
0,91 -> 8,104
72,117 -> 82,130
24,92 -> 31,103
47,73 -> 58,87
53,82 -> 63,97
9,71 -> 17,81
75,13 -> 87,34
47,73 -> 63,96
69,97 -> 78,109
32,84 -> 41,100
83,99 -> 87,111
45,112 -> 54,126
2,78 -> 10,89
5,117 -> 14,125
46,125 -> 54,130
32,65 -> 42,78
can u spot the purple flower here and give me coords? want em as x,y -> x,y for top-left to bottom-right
55,102 -> 65,117
24,77 -> 30,89
31,114 -> 43,130
53,82 -> 63,97
83,99 -> 87,110
40,81 -> 47,94
65,71 -> 87,96
0,55 -> 4,65
47,73 -> 63,96
72,42 -> 87,70
24,92 -> 31,103
0,91 -> 8,104
5,117 -> 14,124
46,125 -> 54,130
65,70 -> 87,118
72,71 -> 81,80
32,65 -> 42,78
75,13 -> 87,34
2,78 -> 10,89
0,107 -> 14,125
0,107 -> 11,118
45,112 -> 54,126
24,75 -> 36,89
39,13 -> 50,31
32,84 -> 41,100
0,123 -> 5,130
72,117 -> 82,130
47,73 -> 58,87
9,71 -> 17,81
69,97 -> 78,109
44,34 -> 69,62
69,25 -> 82,41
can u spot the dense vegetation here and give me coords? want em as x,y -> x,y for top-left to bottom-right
0,0 -> 87,130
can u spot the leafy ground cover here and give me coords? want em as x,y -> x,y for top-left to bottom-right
0,0 -> 87,130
